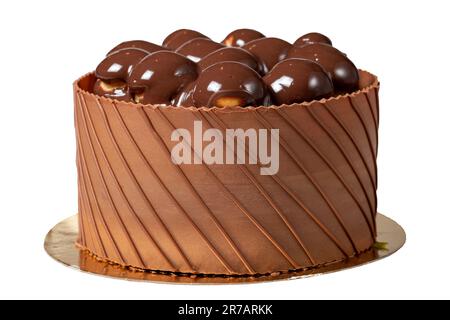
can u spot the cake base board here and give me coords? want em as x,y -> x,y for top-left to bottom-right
44,213 -> 405,284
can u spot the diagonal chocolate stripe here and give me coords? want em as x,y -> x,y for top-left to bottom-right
349,97 -> 377,162
323,102 -> 377,192
253,110 -> 359,252
361,91 -> 380,217
374,87 -> 380,130
78,159 -> 107,257
206,111 -> 352,257
363,92 -> 379,144
110,101 -> 253,273
133,107 -> 239,273
76,112 -> 107,256
348,97 -> 378,191
78,93 -> 148,268
207,111 -> 354,254
80,94 -> 184,270
76,159 -> 86,247
152,108 -> 301,269
76,189 -> 86,247
75,102 -> 125,264
306,104 -> 376,217
95,98 -> 186,271
77,155 -> 103,256
275,108 -> 376,238
198,111 -> 315,265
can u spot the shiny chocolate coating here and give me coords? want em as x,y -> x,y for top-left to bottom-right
243,37 -> 292,74
198,47 -> 264,74
263,58 -> 334,104
193,61 -> 268,108
107,40 -> 164,56
172,81 -> 196,107
93,79 -> 132,101
176,38 -> 224,62
287,43 -> 359,92
294,32 -> 332,47
128,51 -> 197,105
96,48 -> 149,81
163,29 -> 209,50
222,29 -> 265,47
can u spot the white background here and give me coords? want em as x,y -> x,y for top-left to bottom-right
0,0 -> 449,299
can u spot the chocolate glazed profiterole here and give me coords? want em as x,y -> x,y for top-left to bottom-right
93,48 -> 149,101
263,58 -> 334,105
222,28 -> 265,47
198,47 -> 264,74
243,37 -> 292,74
107,40 -> 164,55
128,51 -> 197,105
288,43 -> 359,92
77,28 -> 380,275
294,32 -> 332,47
163,29 -> 209,50
193,61 -> 269,107
176,38 -> 224,62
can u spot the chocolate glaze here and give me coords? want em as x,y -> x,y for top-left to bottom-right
287,43 -> 359,92
128,51 -> 197,105
95,48 -> 149,81
193,61 -> 268,107
198,47 -> 264,74
163,29 -> 209,50
222,28 -> 265,47
176,38 -> 224,62
93,79 -> 131,101
172,80 -> 196,107
263,58 -> 334,104
294,32 -> 332,47
92,30 -> 361,107
243,37 -> 292,74
107,40 -> 164,56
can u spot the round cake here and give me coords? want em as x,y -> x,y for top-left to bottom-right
74,29 -> 379,276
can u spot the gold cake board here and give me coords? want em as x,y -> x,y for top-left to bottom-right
44,213 -> 405,284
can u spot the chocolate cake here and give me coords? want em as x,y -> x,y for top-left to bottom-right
74,29 -> 379,276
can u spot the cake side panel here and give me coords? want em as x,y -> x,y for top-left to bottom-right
325,88 -> 379,223
75,87 -> 264,274
75,89 -> 197,271
208,97 -> 377,260
256,105 -> 375,249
